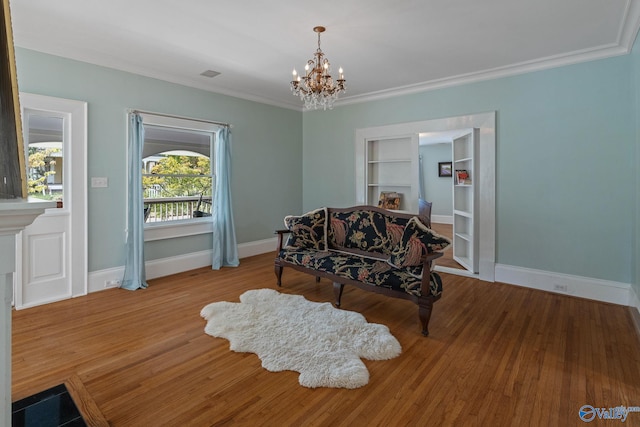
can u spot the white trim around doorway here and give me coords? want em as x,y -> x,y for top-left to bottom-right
355,112 -> 496,281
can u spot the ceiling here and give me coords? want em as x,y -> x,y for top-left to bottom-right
9,0 -> 640,111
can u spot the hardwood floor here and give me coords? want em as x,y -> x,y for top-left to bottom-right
430,222 -> 464,270
12,253 -> 640,426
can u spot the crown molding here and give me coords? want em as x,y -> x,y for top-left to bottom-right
336,43 -> 629,108
16,0 -> 640,113
335,1 -> 640,108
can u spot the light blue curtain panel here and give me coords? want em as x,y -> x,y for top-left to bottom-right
212,127 -> 239,269
121,113 -> 148,290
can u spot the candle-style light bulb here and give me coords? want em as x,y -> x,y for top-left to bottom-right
292,68 -> 297,77
339,67 -> 344,78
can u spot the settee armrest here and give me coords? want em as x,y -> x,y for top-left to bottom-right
274,229 -> 290,251
421,251 -> 443,266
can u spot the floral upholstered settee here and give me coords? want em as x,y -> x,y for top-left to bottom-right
274,205 -> 451,336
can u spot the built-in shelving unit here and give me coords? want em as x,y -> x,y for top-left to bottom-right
452,129 -> 479,273
365,137 -> 418,212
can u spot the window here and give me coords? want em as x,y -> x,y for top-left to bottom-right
24,112 -> 65,203
143,126 -> 213,223
135,113 -> 221,241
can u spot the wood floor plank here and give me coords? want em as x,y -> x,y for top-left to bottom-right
12,252 -> 640,426
65,374 -> 110,427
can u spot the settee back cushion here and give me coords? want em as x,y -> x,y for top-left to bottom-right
388,216 -> 451,268
284,207 -> 328,250
328,209 -> 410,256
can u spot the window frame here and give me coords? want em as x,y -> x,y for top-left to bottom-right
135,113 -> 221,242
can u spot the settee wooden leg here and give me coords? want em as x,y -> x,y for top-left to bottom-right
418,298 -> 434,337
274,263 -> 283,287
333,282 -> 344,308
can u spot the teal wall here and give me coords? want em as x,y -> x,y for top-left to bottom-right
15,48 -> 303,272
419,143 -> 452,216
303,53 -> 636,285
14,41 -> 640,290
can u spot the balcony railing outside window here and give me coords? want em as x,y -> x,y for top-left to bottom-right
144,196 -> 212,223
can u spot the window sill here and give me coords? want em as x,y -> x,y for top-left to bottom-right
144,218 -> 213,242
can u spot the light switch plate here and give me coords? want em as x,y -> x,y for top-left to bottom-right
91,177 -> 108,188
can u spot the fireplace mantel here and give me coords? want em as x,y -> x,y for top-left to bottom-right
0,198 -> 55,425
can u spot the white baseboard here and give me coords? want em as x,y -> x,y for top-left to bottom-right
88,239 -> 636,312
88,237 -> 278,293
495,264 -> 631,306
432,215 -> 453,225
630,285 -> 640,312
629,286 -> 640,339
88,266 -> 125,293
238,237 -> 277,259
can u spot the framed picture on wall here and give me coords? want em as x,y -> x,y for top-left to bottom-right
438,162 -> 452,177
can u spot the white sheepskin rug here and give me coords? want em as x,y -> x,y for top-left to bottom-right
200,288 -> 401,389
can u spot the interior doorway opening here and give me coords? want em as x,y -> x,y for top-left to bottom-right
355,112 -> 495,281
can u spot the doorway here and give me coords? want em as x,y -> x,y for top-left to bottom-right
355,112 -> 495,281
14,93 -> 87,309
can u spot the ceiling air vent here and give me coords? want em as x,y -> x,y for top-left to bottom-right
200,70 -> 220,78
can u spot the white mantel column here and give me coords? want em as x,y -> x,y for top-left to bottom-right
0,199 -> 54,427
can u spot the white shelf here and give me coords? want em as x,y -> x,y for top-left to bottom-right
453,255 -> 472,270
368,159 -> 411,164
365,137 -> 417,212
368,183 -> 412,187
455,232 -> 472,242
452,130 -> 479,274
454,209 -> 472,218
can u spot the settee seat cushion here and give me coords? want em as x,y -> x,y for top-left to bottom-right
279,248 -> 442,298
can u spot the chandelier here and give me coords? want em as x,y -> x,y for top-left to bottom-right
290,26 -> 346,110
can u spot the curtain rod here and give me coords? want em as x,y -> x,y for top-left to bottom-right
129,109 -> 231,128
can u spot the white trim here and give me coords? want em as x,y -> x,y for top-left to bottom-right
435,265 -> 477,278
15,94 -> 88,308
337,45 -> 627,107
89,237 -> 278,293
329,1 -> 640,110
144,219 -> 213,241
146,250 -> 212,280
495,264 -> 631,306
629,287 -> 640,339
129,111 -> 220,242
88,266 -> 125,293
238,237 -> 277,259
87,239 -> 637,313
631,286 -> 640,311
355,112 -> 496,282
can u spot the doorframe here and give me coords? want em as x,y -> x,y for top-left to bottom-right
355,111 -> 496,281
14,93 -> 87,307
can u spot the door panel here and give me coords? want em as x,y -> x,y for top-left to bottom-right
14,94 -> 87,309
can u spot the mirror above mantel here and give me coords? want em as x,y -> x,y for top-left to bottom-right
0,0 -> 27,199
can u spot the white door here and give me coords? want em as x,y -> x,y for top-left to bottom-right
14,94 -> 87,309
